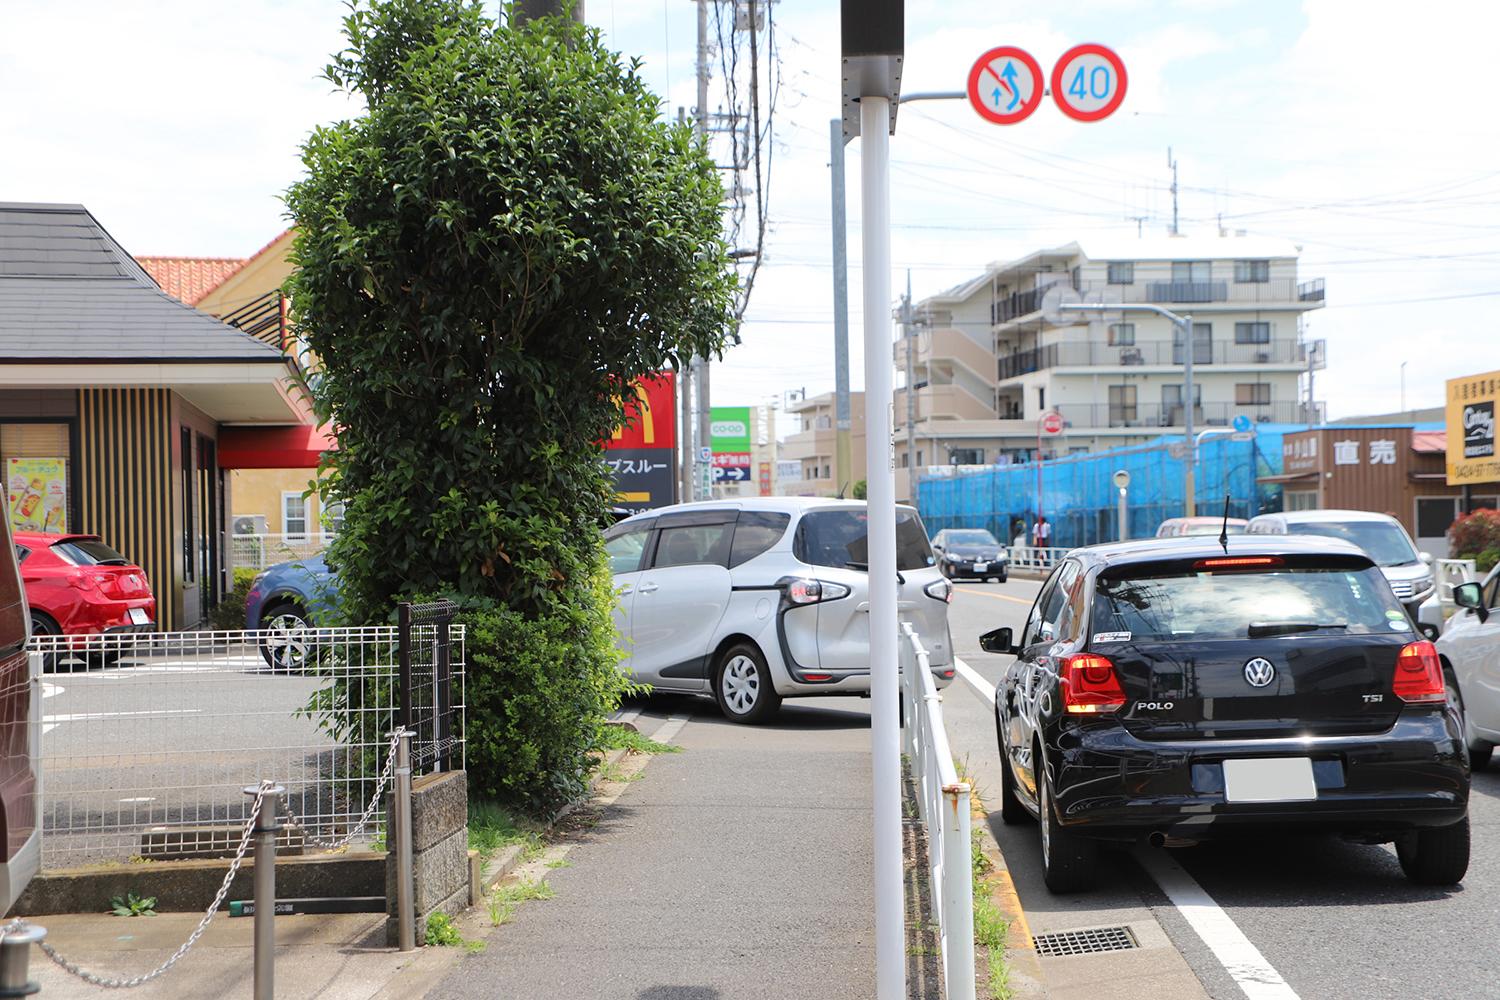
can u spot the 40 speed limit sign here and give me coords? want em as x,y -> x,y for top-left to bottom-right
1050,43 -> 1128,122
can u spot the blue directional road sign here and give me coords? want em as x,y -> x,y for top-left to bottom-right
1232,414 -> 1253,433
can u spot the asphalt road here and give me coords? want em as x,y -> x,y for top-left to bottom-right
943,577 -> 1500,1000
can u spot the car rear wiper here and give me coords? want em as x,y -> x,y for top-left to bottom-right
842,560 -> 905,584
1247,621 -> 1348,638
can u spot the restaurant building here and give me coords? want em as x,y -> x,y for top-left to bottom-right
0,203 -> 310,628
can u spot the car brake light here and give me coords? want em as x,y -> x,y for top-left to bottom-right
1193,556 -> 1284,570
1060,653 -> 1126,714
782,578 -> 852,605
1392,640 -> 1445,704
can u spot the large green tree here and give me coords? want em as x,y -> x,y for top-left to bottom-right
285,0 -> 735,808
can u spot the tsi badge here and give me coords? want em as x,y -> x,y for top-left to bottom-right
1243,657 -> 1277,688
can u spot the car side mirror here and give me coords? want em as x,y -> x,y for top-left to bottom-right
932,543 -> 943,552
1418,622 -> 1440,642
980,626 -> 1017,655
1454,582 -> 1488,622
1419,552 -> 1434,566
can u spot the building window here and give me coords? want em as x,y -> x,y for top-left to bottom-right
1,422 -> 72,534
1162,383 -> 1202,425
1106,262 -> 1134,285
1108,322 -> 1136,346
1236,383 -> 1271,406
1235,259 -> 1270,283
1037,387 -> 1045,411
323,500 -> 345,537
1171,261 -> 1211,284
1108,385 -> 1138,424
1285,490 -> 1318,512
1070,266 -> 1082,291
950,448 -> 984,465
1235,321 -> 1271,344
1173,322 -> 1213,365
283,492 -> 308,541
822,465 -> 830,480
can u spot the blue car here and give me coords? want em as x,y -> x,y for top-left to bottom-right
245,556 -> 339,669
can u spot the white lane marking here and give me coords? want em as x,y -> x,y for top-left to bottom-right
117,797 -> 156,804
43,709 -> 203,724
953,656 -> 997,706
41,682 -> 62,699
1134,848 -> 1301,1000
650,714 -> 690,744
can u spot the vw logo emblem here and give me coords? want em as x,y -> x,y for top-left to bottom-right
1244,658 -> 1277,688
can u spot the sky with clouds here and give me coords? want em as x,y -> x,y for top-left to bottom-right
6,0 -> 1498,422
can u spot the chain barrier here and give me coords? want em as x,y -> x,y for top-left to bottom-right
278,731 -> 402,851
22,781 -> 273,989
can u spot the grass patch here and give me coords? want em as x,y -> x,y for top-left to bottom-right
485,877 -> 556,927
425,911 -> 484,953
971,828 -> 1013,1000
599,726 -> 681,755
108,892 -> 156,917
469,800 -> 545,864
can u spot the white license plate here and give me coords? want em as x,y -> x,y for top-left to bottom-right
128,608 -> 150,626
1222,757 -> 1316,803
972,562 -> 988,573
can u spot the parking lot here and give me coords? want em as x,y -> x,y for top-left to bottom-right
943,577 -> 1499,1000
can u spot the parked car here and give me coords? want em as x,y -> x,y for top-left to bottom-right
986,535 -> 1470,892
604,497 -> 954,723
1437,565 -> 1500,771
1245,510 -> 1435,620
931,528 -> 1009,582
16,532 -> 155,667
0,517 -> 39,913
245,556 -> 338,669
1155,516 -> 1248,538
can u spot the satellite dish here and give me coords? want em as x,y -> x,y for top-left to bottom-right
1040,284 -> 1083,325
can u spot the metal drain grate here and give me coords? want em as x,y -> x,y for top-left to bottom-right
1032,925 -> 1139,958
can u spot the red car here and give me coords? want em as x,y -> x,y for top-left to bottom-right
15,533 -> 156,664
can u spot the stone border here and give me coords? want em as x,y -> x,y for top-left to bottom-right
968,782 -> 1048,998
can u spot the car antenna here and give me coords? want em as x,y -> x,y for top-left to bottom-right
1218,492 -> 1232,554
836,480 -> 849,500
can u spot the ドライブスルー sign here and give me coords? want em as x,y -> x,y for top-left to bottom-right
1446,369 -> 1500,485
606,373 -> 676,509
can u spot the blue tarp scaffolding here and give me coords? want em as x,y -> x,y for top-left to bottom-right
917,426 -> 1299,549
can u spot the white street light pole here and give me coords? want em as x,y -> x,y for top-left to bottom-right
1065,302 -> 1197,516
859,92 -> 903,1000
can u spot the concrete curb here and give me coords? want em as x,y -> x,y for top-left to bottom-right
967,782 -> 1049,999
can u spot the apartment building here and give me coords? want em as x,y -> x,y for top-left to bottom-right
895,234 -> 1326,497
777,391 -> 866,497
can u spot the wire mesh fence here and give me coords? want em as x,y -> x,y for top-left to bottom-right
31,623 -> 465,869
228,534 -> 328,573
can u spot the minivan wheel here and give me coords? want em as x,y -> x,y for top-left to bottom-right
1443,670 -> 1490,770
713,643 -> 780,724
1039,760 -> 1098,892
260,604 -> 313,671
1396,814 -> 1470,886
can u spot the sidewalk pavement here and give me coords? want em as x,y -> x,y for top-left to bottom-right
24,692 -> 882,999
435,693 -> 878,999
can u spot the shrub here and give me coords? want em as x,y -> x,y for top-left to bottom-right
1450,508 -> 1500,568
208,567 -> 261,631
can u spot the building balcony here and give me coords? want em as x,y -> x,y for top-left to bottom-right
1054,400 -> 1319,430
779,428 -> 837,463
903,327 -> 997,382
992,277 -> 1326,330
895,383 -> 995,425
997,338 -> 1307,380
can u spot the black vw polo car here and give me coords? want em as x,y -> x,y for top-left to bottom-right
985,535 -> 1470,892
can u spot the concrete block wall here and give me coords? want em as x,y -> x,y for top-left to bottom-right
386,769 -> 470,946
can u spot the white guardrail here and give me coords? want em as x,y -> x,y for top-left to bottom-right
899,622 -> 975,1000
1435,558 -> 1478,609
1008,546 -> 1068,572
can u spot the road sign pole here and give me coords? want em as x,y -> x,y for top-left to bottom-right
860,91 -> 904,1000
830,118 -> 853,495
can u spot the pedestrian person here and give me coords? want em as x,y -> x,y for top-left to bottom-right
1032,514 -> 1051,549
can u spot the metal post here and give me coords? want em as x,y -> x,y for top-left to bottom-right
903,273 -> 916,502
1118,486 -> 1128,541
393,729 -> 416,952
942,784 -> 976,1000
830,118 -> 853,495
692,0 -> 712,501
243,782 -> 284,1000
0,921 -> 45,997
397,603 -> 413,733
1181,314 -> 1196,517
435,615 -> 452,773
859,92 -> 904,1000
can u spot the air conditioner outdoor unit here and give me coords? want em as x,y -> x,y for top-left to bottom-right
232,515 -> 267,536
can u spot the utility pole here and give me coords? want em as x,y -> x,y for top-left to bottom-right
691,0 -> 712,501
902,272 -> 916,502
1168,147 -> 1179,237
830,118 -> 853,495
512,0 -> 584,23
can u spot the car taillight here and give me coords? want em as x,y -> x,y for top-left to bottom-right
782,578 -> 852,605
923,579 -> 953,603
1060,653 -> 1127,714
1392,640 -> 1445,704
1193,556 -> 1284,570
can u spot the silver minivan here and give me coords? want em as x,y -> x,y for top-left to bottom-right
1245,509 -> 1436,618
603,497 -> 954,723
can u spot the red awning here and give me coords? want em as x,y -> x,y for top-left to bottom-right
1411,430 -> 1446,454
218,425 -> 336,469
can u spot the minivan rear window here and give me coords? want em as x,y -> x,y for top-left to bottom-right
52,540 -> 129,566
1093,565 -> 1408,643
730,512 -> 790,568
794,509 -> 936,572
